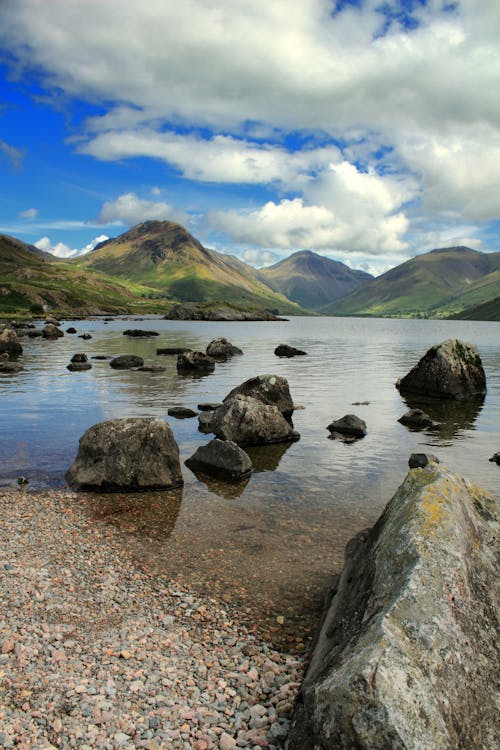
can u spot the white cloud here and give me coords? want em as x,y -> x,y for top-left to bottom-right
35,233 -> 109,258
96,192 -> 186,226
0,140 -> 25,170
240,248 -> 280,268
19,207 -> 38,219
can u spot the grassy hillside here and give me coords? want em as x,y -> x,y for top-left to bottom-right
0,234 -> 171,317
323,246 -> 500,318
449,296 -> 500,321
75,221 -> 304,315
260,250 -> 372,310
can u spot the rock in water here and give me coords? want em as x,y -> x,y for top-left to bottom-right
185,438 -> 253,480
109,354 -> 144,369
67,353 -> 92,371
65,417 -> 184,491
224,374 -> 294,420
396,339 -> 486,399
177,351 -> 215,373
206,337 -> 243,358
211,394 -> 299,446
288,463 -> 498,750
326,414 -> 367,438
274,344 -> 307,357
0,327 -> 23,355
398,408 -> 437,429
42,323 -> 64,339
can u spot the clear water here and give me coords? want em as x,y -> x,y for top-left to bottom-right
2,316 -> 499,647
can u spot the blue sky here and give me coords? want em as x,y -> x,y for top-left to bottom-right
1,0 -> 499,275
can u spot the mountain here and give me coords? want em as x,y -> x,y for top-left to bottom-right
0,233 -> 147,316
322,246 -> 500,318
76,221 -> 303,314
449,296 -> 500,321
259,250 -> 373,310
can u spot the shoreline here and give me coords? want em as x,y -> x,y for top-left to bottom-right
0,488 -> 304,749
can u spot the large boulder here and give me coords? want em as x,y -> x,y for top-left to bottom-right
65,417 -> 183,492
0,327 -> 23,356
185,438 -> 253,480
396,339 -> 486,400
177,351 -> 215,373
224,374 -> 294,420
211,394 -> 299,446
288,462 -> 498,750
206,337 -> 243,358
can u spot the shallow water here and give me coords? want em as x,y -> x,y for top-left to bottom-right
2,316 -> 499,647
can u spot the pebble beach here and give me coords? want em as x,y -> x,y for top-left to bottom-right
0,488 -> 304,749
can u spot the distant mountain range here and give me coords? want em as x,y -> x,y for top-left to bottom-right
1,221 -> 499,320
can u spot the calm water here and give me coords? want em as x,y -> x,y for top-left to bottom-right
2,316 -> 499,647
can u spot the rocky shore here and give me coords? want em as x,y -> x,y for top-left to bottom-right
0,488 -> 303,749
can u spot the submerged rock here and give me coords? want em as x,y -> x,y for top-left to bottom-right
288,463 -> 498,750
0,327 -> 23,356
274,343 -> 307,357
65,417 -> 183,492
396,338 -> 486,400
326,414 -> 367,439
185,438 -> 253,480
211,394 -> 299,446
123,329 -> 160,337
488,451 -> 500,465
206,337 -> 243,358
398,407 -> 437,429
109,354 -> 144,369
167,407 -> 198,419
67,353 -> 92,371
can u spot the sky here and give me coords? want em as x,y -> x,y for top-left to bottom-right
0,0 -> 499,276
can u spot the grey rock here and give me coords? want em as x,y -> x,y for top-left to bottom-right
66,327 -> 77,334
206,337 -> 243,358
26,329 -> 43,337
396,338 -> 486,400
42,323 -> 64,339
274,344 -> 307,357
398,408 -> 438,429
123,329 -> 159,337
0,359 -> 23,372
109,354 -> 144,369
224,374 -> 294,420
0,327 -> 23,355
185,438 -> 253,480
211,394 -> 300,446
198,411 -> 215,434
177,351 -> 215,373
326,414 -> 367,438
288,463 -> 499,750
67,353 -> 92,371
198,402 -> 223,411
65,417 -> 183,492
408,452 -> 440,468
488,451 -> 500,465
79,332 -> 92,340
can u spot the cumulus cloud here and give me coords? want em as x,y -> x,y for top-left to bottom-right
96,192 -> 187,226
35,233 -> 108,258
19,207 -> 38,219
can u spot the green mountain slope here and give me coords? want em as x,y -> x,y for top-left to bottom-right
75,221 -> 304,314
323,246 -> 500,318
449,296 -> 500,321
259,250 -> 373,310
0,233 -> 154,316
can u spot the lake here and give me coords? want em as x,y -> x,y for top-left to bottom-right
1,315 -> 499,648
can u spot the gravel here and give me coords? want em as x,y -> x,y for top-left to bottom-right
0,488 -> 304,749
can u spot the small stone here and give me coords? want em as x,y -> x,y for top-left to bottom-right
220,732 -> 237,750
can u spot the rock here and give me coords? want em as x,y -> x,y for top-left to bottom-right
109,355 -> 144,369
91,355 -> 110,360
79,333 -> 92,340
288,463 -> 498,750
164,302 -> 286,321
185,438 -> 253,480
211,394 -> 300,446
206,338 -> 243,358
197,402 -> 223,411
398,408 -> 438,429
156,347 -> 192,355
137,365 -> 166,372
198,411 -> 215,434
326,414 -> 367,438
42,323 -> 64,339
45,317 -> 60,325
66,327 -> 77,334
65,417 -> 184,491
177,351 -> 215,373
0,355 -> 23,372
488,451 -> 500,465
168,407 -> 198,419
123,329 -> 160,337
67,353 -> 92,372
274,344 -> 307,357
26,329 -> 43,337
224,374 -> 294,420
396,338 -> 486,400
408,452 -> 440,468
0,327 -> 23,355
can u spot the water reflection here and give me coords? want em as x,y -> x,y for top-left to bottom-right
245,441 -> 295,472
185,467 -> 251,498
81,486 -> 183,540
401,393 -> 485,441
